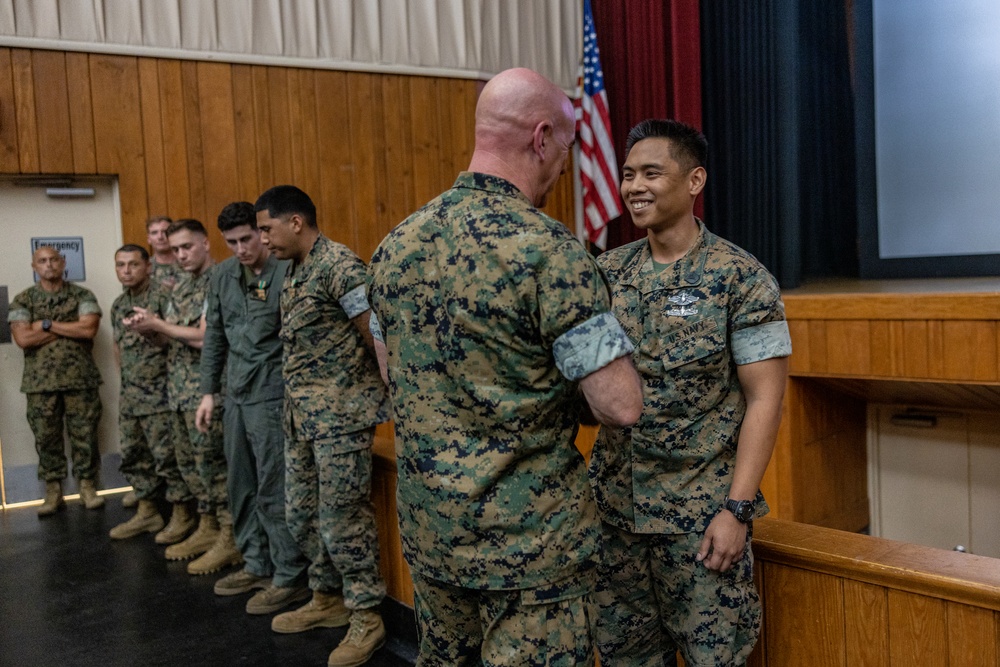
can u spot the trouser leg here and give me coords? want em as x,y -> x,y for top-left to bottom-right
63,388 -> 102,482
224,398 -> 270,577
285,427 -> 342,593
119,413 -> 164,500
316,429 -> 385,611
181,408 -> 229,522
25,392 -> 68,482
244,398 -> 307,587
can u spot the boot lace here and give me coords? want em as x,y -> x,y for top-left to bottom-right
343,614 -> 371,646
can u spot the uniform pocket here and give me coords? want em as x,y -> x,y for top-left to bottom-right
661,318 -> 726,371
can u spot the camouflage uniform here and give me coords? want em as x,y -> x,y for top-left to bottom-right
112,280 -> 189,502
590,222 -> 792,667
201,255 -> 308,587
156,268 -> 229,520
150,258 -> 182,290
368,172 -> 634,665
280,235 -> 388,608
7,283 -> 103,482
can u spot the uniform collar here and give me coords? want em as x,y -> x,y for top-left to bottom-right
619,220 -> 712,293
227,252 -> 279,279
453,172 -> 532,206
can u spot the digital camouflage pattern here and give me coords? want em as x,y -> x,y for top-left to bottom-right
200,255 -> 288,403
279,235 -> 388,445
284,427 -> 385,608
112,279 -> 187,501
150,258 -> 182,289
595,523 -> 760,667
367,172 -> 633,590
8,283 -> 102,393
26,389 -> 101,481
591,222 -> 791,536
411,569 -> 597,666
119,411 -> 188,501
154,266 -> 228,517
173,407 -> 228,518
111,280 -> 170,417
157,267 -> 214,411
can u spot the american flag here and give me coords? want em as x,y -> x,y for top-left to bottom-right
574,0 -> 621,250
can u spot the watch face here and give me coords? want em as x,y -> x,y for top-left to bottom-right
727,499 -> 755,523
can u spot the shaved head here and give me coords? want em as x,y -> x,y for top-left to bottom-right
469,68 -> 576,207
475,68 -> 573,145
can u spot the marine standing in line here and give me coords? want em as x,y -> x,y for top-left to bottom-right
255,185 -> 389,667
107,244 -> 192,541
196,201 -> 310,615
128,219 -> 241,575
146,215 -> 182,290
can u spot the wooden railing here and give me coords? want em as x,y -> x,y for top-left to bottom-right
749,518 -> 1000,666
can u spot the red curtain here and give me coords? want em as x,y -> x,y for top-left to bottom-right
590,0 -> 702,250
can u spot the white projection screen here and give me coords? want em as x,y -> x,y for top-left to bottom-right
857,0 -> 1000,277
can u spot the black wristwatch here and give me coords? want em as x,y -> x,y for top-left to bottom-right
724,497 -> 756,524
41,319 -> 52,332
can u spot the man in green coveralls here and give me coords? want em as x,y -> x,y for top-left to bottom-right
590,119 -> 792,666
129,219 -> 241,575
196,201 -> 309,615
9,246 -> 105,515
108,244 -> 194,540
367,68 -> 644,666
255,185 -> 389,667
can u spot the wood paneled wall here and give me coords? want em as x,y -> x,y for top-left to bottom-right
0,47 -> 577,262
784,293 -> 1000,383
749,518 -> 1000,667
763,287 -> 1000,531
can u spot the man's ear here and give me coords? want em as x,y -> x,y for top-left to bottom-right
288,214 -> 305,233
689,167 -> 707,197
531,121 -> 550,161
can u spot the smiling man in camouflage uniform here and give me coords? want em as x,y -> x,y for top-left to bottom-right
367,68 -> 643,666
108,244 -> 192,540
255,185 -> 389,667
589,119 -> 792,667
8,246 -> 104,515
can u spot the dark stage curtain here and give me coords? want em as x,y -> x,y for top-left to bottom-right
590,0 -> 702,251
700,1 -> 858,288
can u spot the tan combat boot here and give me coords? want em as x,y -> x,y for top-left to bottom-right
214,569 -> 270,596
164,514 -> 219,560
154,502 -> 196,545
327,610 -> 386,667
187,523 -> 243,575
109,499 -> 164,539
246,584 -> 311,615
37,481 -> 65,517
121,490 -> 138,508
78,479 -> 105,509
271,591 -> 351,634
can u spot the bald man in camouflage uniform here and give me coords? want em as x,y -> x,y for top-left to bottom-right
590,120 -> 792,667
255,185 -> 389,667
368,68 -> 643,667
9,246 -> 105,515
108,244 -> 193,540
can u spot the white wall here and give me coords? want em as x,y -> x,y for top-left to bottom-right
868,403 -> 1000,558
0,178 -> 124,504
